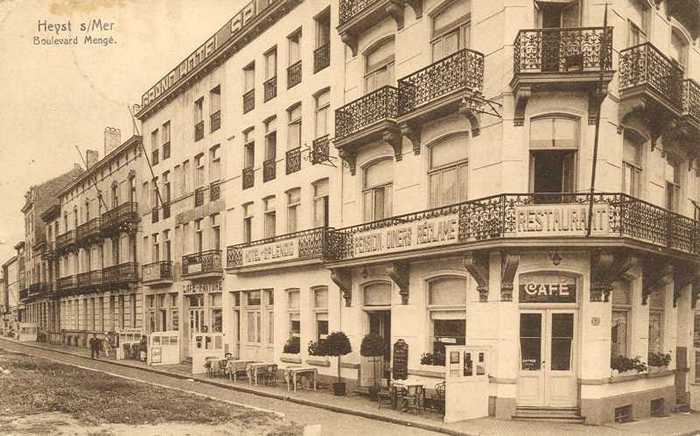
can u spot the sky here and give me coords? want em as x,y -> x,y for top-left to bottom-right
0,0 -> 244,263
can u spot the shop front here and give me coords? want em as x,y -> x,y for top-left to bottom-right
182,279 -> 223,359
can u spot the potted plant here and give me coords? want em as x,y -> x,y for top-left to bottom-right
648,351 -> 671,373
610,355 -> 647,377
326,331 -> 352,396
420,351 -> 446,366
283,336 -> 300,354
360,334 -> 385,396
308,339 -> 328,356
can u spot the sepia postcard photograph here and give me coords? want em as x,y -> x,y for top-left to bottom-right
1,0 -> 700,434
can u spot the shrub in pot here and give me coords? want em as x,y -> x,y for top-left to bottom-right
308,339 -> 328,357
360,334 -> 385,394
283,336 -> 300,354
648,351 -> 671,371
326,331 -> 352,396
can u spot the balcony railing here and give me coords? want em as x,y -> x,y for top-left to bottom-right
210,181 -> 221,201
90,270 -> 103,287
513,27 -> 613,75
152,207 -> 159,223
195,121 -> 205,141
57,275 -> 77,292
195,187 -> 205,207
243,89 -> 255,114
182,249 -> 222,276
77,272 -> 91,289
264,76 -> 277,101
77,218 -> 101,244
314,43 -> 330,73
29,281 -> 47,296
286,147 -> 301,174
335,85 -> 398,139
263,158 -> 277,182
227,227 -> 332,268
242,167 -> 255,189
287,61 -> 302,89
142,260 -> 173,283
326,193 -> 700,261
682,79 -> 700,123
101,202 -> 138,234
398,49 -> 484,115
311,135 -> 330,164
210,110 -> 221,132
56,229 -> 77,252
339,0 -> 373,25
19,288 -> 29,301
104,262 -> 138,285
619,42 -> 684,109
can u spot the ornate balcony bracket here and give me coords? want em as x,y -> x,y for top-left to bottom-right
399,122 -> 421,155
513,86 -> 531,127
338,0 -> 408,57
458,99 -> 481,137
340,32 -> 359,57
339,149 -> 357,176
464,252 -> 489,302
590,251 -> 634,302
386,262 -> 410,304
673,263 -> 700,308
500,253 -> 519,302
619,98 -> 675,151
331,268 -> 353,307
587,85 -> 608,126
383,130 -> 403,161
400,0 -> 422,18
641,258 -> 673,305
385,0 -> 405,30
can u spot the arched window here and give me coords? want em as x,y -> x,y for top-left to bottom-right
431,0 -> 471,61
529,115 -> 579,200
363,282 -> 391,306
429,133 -> 469,207
622,129 -> 645,197
363,159 -> 393,222
365,38 -> 394,93
111,182 -> 119,209
427,276 -> 467,357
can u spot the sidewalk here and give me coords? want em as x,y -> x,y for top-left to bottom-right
4,338 -> 700,436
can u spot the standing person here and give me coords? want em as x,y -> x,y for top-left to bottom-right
89,334 -> 97,359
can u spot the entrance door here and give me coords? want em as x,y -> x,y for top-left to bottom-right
518,310 -> 577,407
539,1 -> 580,72
368,311 -> 391,366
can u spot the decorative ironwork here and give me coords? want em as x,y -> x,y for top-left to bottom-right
210,181 -> 221,201
182,249 -> 222,276
194,120 -> 204,141
242,167 -> 255,189
263,158 -> 276,182
339,0 -> 375,25
243,89 -> 255,114
287,61 -> 302,89
682,79 -> 700,123
227,227 -> 333,268
210,111 -> 221,132
142,261 -> 173,283
398,49 -> 484,115
103,262 -> 138,285
314,43 -> 330,73
77,272 -> 91,289
101,202 -> 138,235
57,275 -> 77,292
195,187 -> 205,207
335,85 -> 398,139
619,42 -> 683,109
89,270 -> 103,288
513,27 -> 612,75
55,229 -> 77,253
311,135 -> 330,164
286,147 -> 301,174
264,76 -> 277,101
76,218 -> 100,244
163,141 -> 171,159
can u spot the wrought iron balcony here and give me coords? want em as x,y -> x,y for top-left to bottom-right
326,193 -> 700,263
681,79 -> 700,129
101,202 -> 139,235
56,229 -> 77,253
243,89 -> 255,114
57,275 -> 77,292
210,181 -> 221,201
242,167 -> 255,189
104,262 -> 138,285
264,76 -> 277,102
619,42 -> 683,114
263,158 -> 276,182
210,111 -> 221,132
195,187 -> 205,207
28,281 -> 47,296
77,218 -> 101,245
182,249 -> 222,276
90,269 -> 103,288
142,260 -> 173,283
314,43 -> 330,73
77,272 -> 91,289
287,61 -> 302,89
286,147 -> 301,174
227,227 -> 333,270
195,121 -> 204,141
19,288 -> 29,301
311,135 -> 330,165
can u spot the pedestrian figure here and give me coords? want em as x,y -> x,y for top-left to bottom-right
89,334 -> 99,359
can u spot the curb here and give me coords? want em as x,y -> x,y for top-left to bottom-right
0,338 -> 474,436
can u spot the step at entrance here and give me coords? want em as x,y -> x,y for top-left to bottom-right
512,406 -> 584,423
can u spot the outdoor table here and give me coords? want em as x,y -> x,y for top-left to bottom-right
391,379 -> 424,410
283,366 -> 318,392
226,360 -> 256,382
247,362 -> 275,385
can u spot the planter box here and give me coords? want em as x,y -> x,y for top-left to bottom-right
280,353 -> 302,364
306,356 -> 331,367
360,355 -> 384,387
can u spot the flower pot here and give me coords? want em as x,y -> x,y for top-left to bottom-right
333,382 -> 346,396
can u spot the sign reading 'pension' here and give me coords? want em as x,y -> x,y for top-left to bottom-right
353,214 -> 459,258
513,203 -> 610,236
240,238 -> 299,266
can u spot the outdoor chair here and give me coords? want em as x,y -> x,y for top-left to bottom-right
376,384 -> 394,409
403,385 -> 425,414
432,381 -> 446,415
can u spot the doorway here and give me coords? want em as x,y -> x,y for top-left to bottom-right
368,310 -> 392,366
517,309 -> 577,407
538,1 -> 580,72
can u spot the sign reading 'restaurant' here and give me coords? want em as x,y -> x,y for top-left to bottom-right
353,214 -> 459,258
513,203 -> 610,236
519,274 -> 577,303
239,238 -> 299,267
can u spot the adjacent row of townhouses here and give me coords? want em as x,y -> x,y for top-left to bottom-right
3,0 -> 700,425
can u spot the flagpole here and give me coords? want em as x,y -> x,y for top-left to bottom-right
128,105 -> 166,212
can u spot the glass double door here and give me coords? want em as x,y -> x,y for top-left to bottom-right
518,309 -> 577,407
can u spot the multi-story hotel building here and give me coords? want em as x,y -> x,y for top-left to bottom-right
40,130 -> 145,346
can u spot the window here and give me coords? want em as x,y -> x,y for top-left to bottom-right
244,129 -> 255,168
244,63 -> 255,92
265,289 -> 274,345
363,159 -> 393,222
162,171 -> 171,204
210,214 -> 221,251
315,89 -> 330,138
243,202 -> 253,243
210,86 -> 221,132
622,130 -> 644,197
428,277 -> 467,355
429,134 -> 469,208
247,291 -> 261,343
313,179 -> 329,227
265,48 -> 277,80
111,183 -> 119,208
152,233 -> 159,263
210,293 -> 223,332
670,28 -> 689,72
287,289 -> 301,344
163,230 -> 171,261
151,177 -> 159,209
263,196 -> 276,238
162,121 -> 171,159
628,0 -> 650,46
265,117 -> 277,161
431,0 -> 470,61
194,219 -> 203,253
611,280 -> 632,359
173,165 -> 182,197
182,160 -> 190,194
195,153 -> 205,187
288,104 -> 302,150
288,30 -> 301,65
365,38 -> 395,92
315,9 -> 330,49
648,288 -> 665,354
194,97 -> 203,124
665,156 -> 681,212
150,129 -> 159,165
529,116 -> 579,199
313,287 -> 328,342
287,188 -> 301,233
209,145 -> 221,181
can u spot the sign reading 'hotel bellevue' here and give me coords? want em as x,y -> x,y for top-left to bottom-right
513,203 -> 610,236
353,214 -> 459,258
239,238 -> 299,267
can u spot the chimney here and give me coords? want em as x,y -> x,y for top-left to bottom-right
85,150 -> 99,169
104,127 -> 121,156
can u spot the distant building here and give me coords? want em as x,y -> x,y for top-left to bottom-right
2,255 -> 19,332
